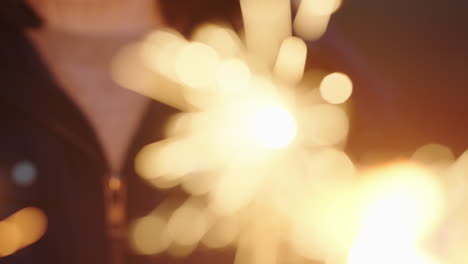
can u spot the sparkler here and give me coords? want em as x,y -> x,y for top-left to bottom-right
110,1 -> 468,264
114,1 -> 356,262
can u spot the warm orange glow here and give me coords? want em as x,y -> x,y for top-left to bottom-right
0,221 -> 22,257
108,178 -> 121,191
10,207 -> 48,247
0,207 -> 47,257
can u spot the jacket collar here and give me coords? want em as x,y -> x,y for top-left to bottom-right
0,22 -> 108,167
0,21 -> 178,174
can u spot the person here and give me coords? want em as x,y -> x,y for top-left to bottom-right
5,0 -> 465,263
0,1 -> 240,264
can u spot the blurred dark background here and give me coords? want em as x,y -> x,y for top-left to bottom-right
321,0 -> 468,159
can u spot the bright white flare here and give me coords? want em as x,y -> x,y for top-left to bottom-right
348,163 -> 443,264
249,105 -> 297,149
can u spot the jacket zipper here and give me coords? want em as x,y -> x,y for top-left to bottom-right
104,172 -> 127,264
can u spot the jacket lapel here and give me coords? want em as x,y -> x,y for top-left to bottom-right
0,21 -> 108,168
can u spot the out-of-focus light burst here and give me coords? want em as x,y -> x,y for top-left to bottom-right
109,0 -> 468,264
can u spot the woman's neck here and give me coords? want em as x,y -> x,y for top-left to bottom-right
25,0 -> 159,172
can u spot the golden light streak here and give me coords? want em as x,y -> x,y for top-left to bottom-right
300,0 -> 342,16
293,0 -> 343,41
181,172 -> 219,196
129,215 -> 171,255
294,13 -> 331,41
141,29 -> 187,81
273,37 -> 308,85
209,167 -> 267,216
192,24 -> 242,58
175,42 -> 220,89
319,72 -> 353,104
10,207 -> 48,247
111,42 -> 190,111
202,215 -> 241,249
0,207 -> 47,258
240,0 -> 292,67
166,198 -> 210,246
135,139 -> 219,190
134,140 -> 172,181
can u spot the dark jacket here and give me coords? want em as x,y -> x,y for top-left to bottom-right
0,17 -> 245,264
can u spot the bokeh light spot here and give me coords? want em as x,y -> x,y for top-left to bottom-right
12,160 -> 37,187
319,72 -> 353,104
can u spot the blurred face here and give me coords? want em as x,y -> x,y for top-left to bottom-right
27,0 -> 163,35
